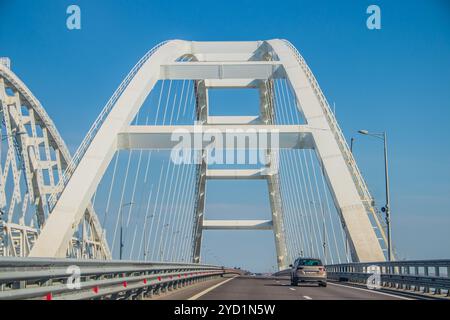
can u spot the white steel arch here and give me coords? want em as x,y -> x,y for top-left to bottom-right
29,40 -> 386,267
0,61 -> 110,258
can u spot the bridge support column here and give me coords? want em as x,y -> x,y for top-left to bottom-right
260,80 -> 288,270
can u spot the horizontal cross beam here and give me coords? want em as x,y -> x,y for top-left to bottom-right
205,79 -> 261,88
160,62 -> 285,80
202,219 -> 273,230
207,116 -> 261,125
206,169 -> 267,179
117,125 -> 314,150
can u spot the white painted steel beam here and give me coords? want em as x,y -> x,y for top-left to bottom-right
190,41 -> 267,62
160,62 -> 285,80
205,79 -> 261,88
202,220 -> 273,230
117,125 -> 314,150
191,41 -> 261,55
206,169 -> 267,180
207,116 -> 261,125
192,80 -> 208,264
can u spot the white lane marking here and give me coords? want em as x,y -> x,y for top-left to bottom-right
289,287 -> 296,291
303,295 -> 312,300
188,276 -> 237,300
328,282 -> 412,300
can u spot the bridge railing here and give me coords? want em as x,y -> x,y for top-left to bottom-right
0,257 -> 230,300
47,41 -> 170,210
326,260 -> 450,296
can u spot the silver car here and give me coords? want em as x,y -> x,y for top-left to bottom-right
290,258 -> 327,287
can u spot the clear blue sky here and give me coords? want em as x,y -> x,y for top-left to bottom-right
1,0 -> 449,271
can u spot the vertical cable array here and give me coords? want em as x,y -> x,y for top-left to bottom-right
91,73 -> 348,264
274,78 -> 348,264
92,76 -> 198,261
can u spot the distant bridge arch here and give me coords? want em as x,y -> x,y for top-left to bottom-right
0,61 -> 110,258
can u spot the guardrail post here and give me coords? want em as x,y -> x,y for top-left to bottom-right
423,266 -> 430,293
136,290 -> 145,300
385,266 -> 391,288
145,287 -> 152,299
391,265 -> 396,288
397,265 -> 402,290
434,266 -> 441,295
360,265 -> 365,285
384,265 -> 389,288
404,265 -> 411,290
413,266 -> 420,291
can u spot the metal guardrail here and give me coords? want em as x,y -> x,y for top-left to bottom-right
326,260 -> 450,296
0,257 -> 230,300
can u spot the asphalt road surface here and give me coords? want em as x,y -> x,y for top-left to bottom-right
150,275 -> 412,300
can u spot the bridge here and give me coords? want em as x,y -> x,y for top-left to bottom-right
0,40 -> 448,300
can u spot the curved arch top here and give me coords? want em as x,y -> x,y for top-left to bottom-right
0,64 -> 70,163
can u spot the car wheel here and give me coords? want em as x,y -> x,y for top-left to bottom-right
319,282 -> 327,287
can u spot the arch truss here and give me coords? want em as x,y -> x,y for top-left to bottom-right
0,59 -> 110,259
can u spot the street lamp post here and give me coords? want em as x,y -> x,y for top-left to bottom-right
358,130 -> 393,261
350,137 -> 355,153
321,202 -> 327,264
119,202 -> 134,260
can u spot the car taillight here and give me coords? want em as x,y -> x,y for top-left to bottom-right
319,267 -> 325,272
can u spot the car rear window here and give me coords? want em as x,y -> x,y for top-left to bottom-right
298,259 -> 323,266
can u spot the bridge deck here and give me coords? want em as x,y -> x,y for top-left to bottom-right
149,275 -> 409,300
